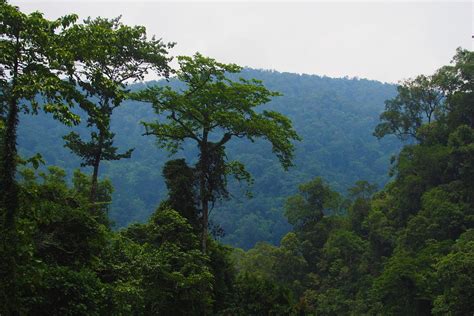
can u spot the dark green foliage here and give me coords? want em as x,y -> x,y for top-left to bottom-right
8,167 -> 112,314
27,266 -> 110,316
432,230 -> 474,315
224,273 -> 295,315
162,159 -> 200,230
7,165 -> 221,315
284,177 -> 345,230
207,240 -> 236,313
121,206 -> 214,314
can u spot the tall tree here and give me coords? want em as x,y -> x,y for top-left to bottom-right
61,16 -> 173,208
132,53 -> 300,252
374,75 -> 444,141
0,3 -> 79,313
0,2 -> 79,226
435,48 -> 474,130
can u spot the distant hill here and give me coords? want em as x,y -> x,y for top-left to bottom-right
18,69 -> 400,249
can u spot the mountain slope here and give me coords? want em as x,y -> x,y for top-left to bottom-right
18,69 -> 400,249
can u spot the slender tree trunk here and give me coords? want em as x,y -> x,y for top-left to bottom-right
1,91 -> 20,316
197,136 -> 210,316
90,161 -> 100,204
199,154 -> 209,253
199,136 -> 209,253
2,89 -> 19,228
89,130 -> 104,208
2,36 -> 20,229
201,191 -> 209,253
89,100 -> 111,209
1,36 -> 20,315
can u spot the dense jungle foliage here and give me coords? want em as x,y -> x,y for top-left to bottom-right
1,2 -> 473,315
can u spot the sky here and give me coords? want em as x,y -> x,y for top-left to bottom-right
11,0 -> 473,83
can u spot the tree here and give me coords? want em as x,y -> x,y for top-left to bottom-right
0,3 -> 79,312
132,53 -> 300,252
273,232 -> 308,294
374,75 -> 444,141
433,230 -> 474,315
9,166 -> 113,314
62,16 -> 173,208
0,2 -> 80,223
284,177 -> 344,231
348,180 -> 377,235
435,48 -> 474,130
122,207 -> 214,314
348,180 -> 377,201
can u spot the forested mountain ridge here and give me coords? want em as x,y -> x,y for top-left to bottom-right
18,69 -> 400,249
233,48 -> 474,315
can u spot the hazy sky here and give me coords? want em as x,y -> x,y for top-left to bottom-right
11,1 -> 473,83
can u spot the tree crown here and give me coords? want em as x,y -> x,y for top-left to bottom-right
132,53 -> 300,170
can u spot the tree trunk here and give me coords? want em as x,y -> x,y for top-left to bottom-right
1,36 -> 20,315
2,89 -> 19,228
201,193 -> 208,253
89,131 -> 104,209
90,161 -> 99,205
199,136 -> 209,253
1,87 -> 20,316
2,36 -> 20,229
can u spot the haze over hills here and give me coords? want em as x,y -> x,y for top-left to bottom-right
18,68 -> 400,249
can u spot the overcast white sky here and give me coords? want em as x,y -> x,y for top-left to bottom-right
11,1 -> 473,83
